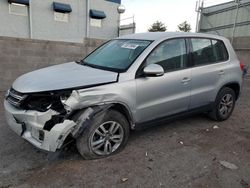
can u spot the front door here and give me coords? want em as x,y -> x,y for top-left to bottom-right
135,38 -> 191,123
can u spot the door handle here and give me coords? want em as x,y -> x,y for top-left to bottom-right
181,77 -> 191,83
218,70 -> 225,75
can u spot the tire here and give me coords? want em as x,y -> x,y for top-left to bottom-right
208,87 -> 236,121
76,109 -> 130,160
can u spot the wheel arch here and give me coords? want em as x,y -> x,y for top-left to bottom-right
109,103 -> 134,129
68,102 -> 135,132
220,82 -> 241,100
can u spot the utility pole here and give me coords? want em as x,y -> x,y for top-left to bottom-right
86,0 -> 90,38
29,0 -> 33,38
195,0 -> 204,32
117,5 -> 126,37
231,0 -> 240,45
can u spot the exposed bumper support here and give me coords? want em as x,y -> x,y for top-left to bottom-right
4,87 -> 132,152
4,100 -> 76,152
4,98 -> 113,152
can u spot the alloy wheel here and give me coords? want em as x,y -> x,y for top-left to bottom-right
219,93 -> 234,118
90,121 -> 124,156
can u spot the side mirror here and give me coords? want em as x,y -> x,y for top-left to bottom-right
143,64 -> 164,77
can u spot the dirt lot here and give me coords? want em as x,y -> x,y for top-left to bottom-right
0,80 -> 250,188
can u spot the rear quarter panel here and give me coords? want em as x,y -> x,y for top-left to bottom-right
214,38 -> 242,101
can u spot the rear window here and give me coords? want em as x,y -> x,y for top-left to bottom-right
191,38 -> 228,66
211,40 -> 229,62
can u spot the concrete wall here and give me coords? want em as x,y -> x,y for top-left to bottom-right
232,36 -> 250,49
0,0 -> 120,42
236,50 -> 250,67
0,36 -> 105,91
231,37 -> 250,67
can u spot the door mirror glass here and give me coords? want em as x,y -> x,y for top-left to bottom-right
143,64 -> 164,77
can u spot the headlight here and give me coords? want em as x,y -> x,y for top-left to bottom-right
23,91 -> 72,112
25,95 -> 53,112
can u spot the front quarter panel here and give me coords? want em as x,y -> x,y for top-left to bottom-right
64,80 -> 137,122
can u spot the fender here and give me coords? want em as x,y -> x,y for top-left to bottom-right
71,104 -> 114,139
63,87 -> 136,125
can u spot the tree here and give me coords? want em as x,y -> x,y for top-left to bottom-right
148,21 -> 167,32
178,21 -> 191,32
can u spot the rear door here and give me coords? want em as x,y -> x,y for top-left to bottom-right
189,38 -> 229,109
135,38 -> 191,123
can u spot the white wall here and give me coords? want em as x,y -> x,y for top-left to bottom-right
32,0 -> 87,43
0,0 -> 30,38
89,0 -> 120,39
0,0 -> 120,42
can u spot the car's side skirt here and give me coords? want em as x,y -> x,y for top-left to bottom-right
134,103 -> 214,130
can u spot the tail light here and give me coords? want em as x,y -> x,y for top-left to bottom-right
240,60 -> 248,76
240,61 -> 245,71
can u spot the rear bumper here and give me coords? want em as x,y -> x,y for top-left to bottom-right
4,100 -> 76,152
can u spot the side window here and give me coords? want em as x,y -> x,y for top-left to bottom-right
211,40 -> 229,62
145,39 -> 187,72
191,38 -> 216,65
191,38 -> 228,66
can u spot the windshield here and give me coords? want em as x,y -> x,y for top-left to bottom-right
83,39 -> 152,72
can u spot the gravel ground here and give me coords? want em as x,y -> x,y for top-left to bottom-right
0,80 -> 250,188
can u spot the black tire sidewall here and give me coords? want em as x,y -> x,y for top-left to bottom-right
76,109 -> 130,159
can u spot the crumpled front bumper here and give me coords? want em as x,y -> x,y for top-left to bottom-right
4,100 -> 76,152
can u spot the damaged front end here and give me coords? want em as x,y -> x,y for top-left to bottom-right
4,88 -> 89,152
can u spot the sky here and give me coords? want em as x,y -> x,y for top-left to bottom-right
121,0 -> 230,33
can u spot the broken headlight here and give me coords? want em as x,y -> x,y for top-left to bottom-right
60,95 -> 69,104
24,94 -> 54,112
23,91 -> 72,112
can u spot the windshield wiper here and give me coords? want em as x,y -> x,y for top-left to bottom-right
77,60 -> 122,73
76,60 -> 95,68
83,62 -> 100,69
79,60 -> 105,70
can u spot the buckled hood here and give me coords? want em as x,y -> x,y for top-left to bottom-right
12,62 -> 118,93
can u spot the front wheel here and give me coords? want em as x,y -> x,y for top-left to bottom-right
76,110 -> 130,159
208,87 -> 236,121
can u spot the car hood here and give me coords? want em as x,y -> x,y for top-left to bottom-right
12,62 -> 118,93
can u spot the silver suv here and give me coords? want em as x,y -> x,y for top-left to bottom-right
4,32 -> 244,159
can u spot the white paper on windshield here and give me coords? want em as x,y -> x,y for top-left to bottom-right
121,43 -> 139,50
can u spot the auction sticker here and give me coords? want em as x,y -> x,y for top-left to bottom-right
121,43 -> 139,49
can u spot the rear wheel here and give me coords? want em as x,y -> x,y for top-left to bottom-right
208,87 -> 236,121
76,110 -> 130,159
